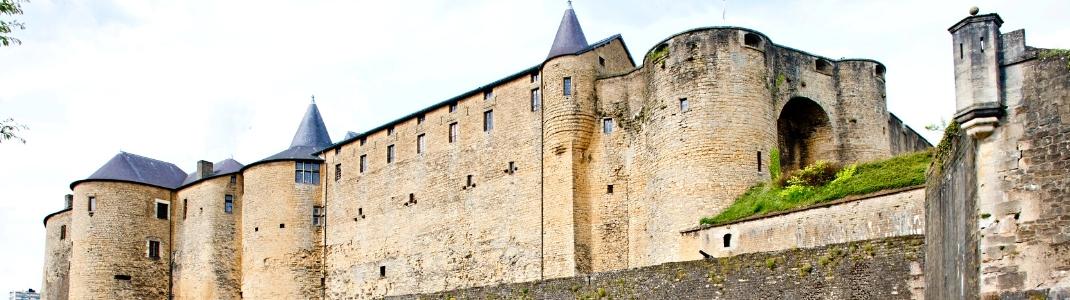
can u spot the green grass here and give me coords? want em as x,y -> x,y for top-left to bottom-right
700,151 -> 932,226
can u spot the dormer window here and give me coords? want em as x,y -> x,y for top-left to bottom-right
483,89 -> 494,100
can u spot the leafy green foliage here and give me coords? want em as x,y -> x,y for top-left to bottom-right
1,0 -> 25,46
700,151 -> 932,226
1039,48 -> 1070,69
769,148 -> 781,181
647,43 -> 669,64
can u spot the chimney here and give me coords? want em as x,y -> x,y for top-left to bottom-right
64,194 -> 73,209
197,160 -> 214,179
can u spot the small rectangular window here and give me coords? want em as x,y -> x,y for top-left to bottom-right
483,110 -> 494,132
530,72 -> 539,83
359,155 -> 368,173
959,43 -> 964,59
449,102 -> 458,113
230,175 -> 237,184
466,175 -> 474,187
155,201 -> 169,220
680,98 -> 689,111
183,199 -> 188,219
380,266 -> 386,277
483,89 -> 493,100
313,206 -> 324,226
531,89 -> 541,111
387,126 -> 394,136
60,225 -> 66,240
335,163 -> 342,181
335,147 -> 341,155
417,114 -> 425,124
225,195 -> 234,214
449,122 -> 459,143
598,56 -> 606,66
757,151 -> 763,172
359,138 -> 366,146
602,118 -> 614,134
147,240 -> 161,259
417,134 -> 426,154
387,145 -> 395,163
88,196 -> 96,212
607,185 -> 614,194
563,77 -> 572,96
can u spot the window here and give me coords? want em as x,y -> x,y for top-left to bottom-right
335,163 -> 343,181
183,199 -> 188,219
875,64 -> 886,79
229,175 -> 237,184
417,114 -> 425,124
757,151 -> 763,172
483,110 -> 494,132
313,206 -> 324,226
335,147 -> 341,155
360,138 -> 366,146
295,162 -> 321,184
225,195 -> 234,214
449,102 -> 458,113
147,240 -> 161,259
417,134 -> 426,154
743,33 -> 762,48
602,118 -> 614,134
88,196 -> 96,212
723,234 -> 732,248
598,56 -> 606,67
530,72 -> 539,83
280,223 -> 285,228
387,145 -> 395,163
359,155 -> 368,173
449,122 -> 459,143
387,126 -> 395,136
815,59 -> 832,72
155,200 -> 170,220
114,275 -> 132,280
507,161 -> 516,174
379,266 -> 386,277
408,193 -> 416,205
483,89 -> 493,100
60,225 -> 66,240
531,89 -> 541,111
466,175 -> 474,187
607,185 -> 614,194
563,77 -> 572,96
959,43 -> 964,59
979,37 -> 985,53
679,98 -> 689,111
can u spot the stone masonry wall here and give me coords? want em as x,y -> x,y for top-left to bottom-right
242,162 -> 323,300
681,187 -> 925,261
69,182 -> 173,300
388,235 -> 926,300
42,211 -> 71,300
173,174 -> 243,300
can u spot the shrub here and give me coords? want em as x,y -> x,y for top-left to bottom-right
777,160 -> 840,187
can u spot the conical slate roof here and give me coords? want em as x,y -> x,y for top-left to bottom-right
256,101 -> 332,163
180,158 -> 244,186
72,151 -> 187,189
546,3 -> 589,59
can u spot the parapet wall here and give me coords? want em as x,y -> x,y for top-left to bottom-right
387,235 -> 926,300
680,187 -> 925,260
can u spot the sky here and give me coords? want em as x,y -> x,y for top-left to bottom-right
0,0 -> 1067,293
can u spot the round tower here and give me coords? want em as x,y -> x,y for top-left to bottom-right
41,195 -> 73,300
172,159 -> 244,300
240,101 -> 331,299
836,59 -> 892,163
66,152 -> 186,299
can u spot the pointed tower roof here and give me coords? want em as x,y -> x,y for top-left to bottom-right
71,151 -> 188,190
253,101 -> 333,165
546,2 -> 589,59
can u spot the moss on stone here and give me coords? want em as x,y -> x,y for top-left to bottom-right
1038,48 -> 1070,69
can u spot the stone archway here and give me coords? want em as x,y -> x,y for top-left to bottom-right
777,97 -> 834,173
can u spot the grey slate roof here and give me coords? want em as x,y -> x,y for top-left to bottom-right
72,151 -> 187,189
546,3 -> 589,59
180,158 -> 244,186
251,102 -> 332,165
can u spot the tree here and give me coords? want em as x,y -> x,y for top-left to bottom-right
1,0 -> 26,46
1,118 -> 28,143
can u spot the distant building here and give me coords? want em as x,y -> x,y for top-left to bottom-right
8,289 -> 40,300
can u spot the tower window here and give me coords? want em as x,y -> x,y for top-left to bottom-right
280,223 -> 285,228
417,114 -> 425,124
147,240 -> 161,259
360,155 -> 367,173
359,137 -> 366,146
335,147 -> 341,155
335,163 -> 342,181
313,206 -> 324,226
386,126 -> 394,136
230,175 -> 237,184
607,185 -> 614,194
530,72 -> 540,83
483,89 -> 494,100
449,102 -> 458,113
483,110 -> 494,132
224,195 -> 234,214
875,64 -> 886,79
563,77 -> 572,96
88,196 -> 96,212
815,59 -> 832,72
466,175 -> 474,187
743,33 -> 762,48
417,134 -> 426,154
449,122 -> 459,143
60,225 -> 66,240
531,88 -> 541,111
387,145 -> 396,163
295,162 -> 321,184
723,234 -> 732,248
155,200 -> 170,220
679,98 -> 689,111
757,151 -> 763,172
598,56 -> 606,67
602,118 -> 614,134
959,43 -> 964,59
379,266 -> 386,277
979,37 -> 985,53
183,199 -> 188,219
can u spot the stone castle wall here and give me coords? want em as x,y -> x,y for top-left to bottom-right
173,175 -> 243,300
41,210 -> 71,300
680,187 -> 925,260
68,182 -> 173,299
241,162 -> 324,299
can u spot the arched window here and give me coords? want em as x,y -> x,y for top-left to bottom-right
875,64 -> 887,80
723,233 -> 733,248
743,33 -> 762,48
815,59 -> 832,73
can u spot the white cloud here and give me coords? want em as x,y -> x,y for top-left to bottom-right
0,0 -> 1066,293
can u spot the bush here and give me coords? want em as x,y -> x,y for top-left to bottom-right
776,160 -> 841,187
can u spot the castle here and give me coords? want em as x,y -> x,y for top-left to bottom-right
39,4 -> 1068,300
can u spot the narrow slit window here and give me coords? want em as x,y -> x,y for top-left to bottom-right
483,110 -> 494,132
224,195 -> 234,214
147,240 -> 161,259
598,56 -> 606,67
531,89 -> 541,111
680,98 -> 689,111
379,266 -> 386,277
386,145 -> 396,163
466,175 -> 474,187
483,89 -> 493,100
757,151 -> 763,172
60,225 -> 66,240
335,163 -> 342,181
960,43 -> 964,59
723,234 -> 732,248
417,134 -> 426,154
563,77 -> 572,96
183,199 -> 188,219
88,196 -> 96,212
360,155 -> 367,173
386,126 -> 394,136
449,102 -> 458,113
417,114 -> 425,125
602,118 -> 614,134
979,37 -> 985,53
449,122 -> 459,143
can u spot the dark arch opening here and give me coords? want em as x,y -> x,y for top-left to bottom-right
875,64 -> 887,79
777,97 -> 834,174
743,33 -> 762,48
815,59 -> 832,73
723,234 -> 732,248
